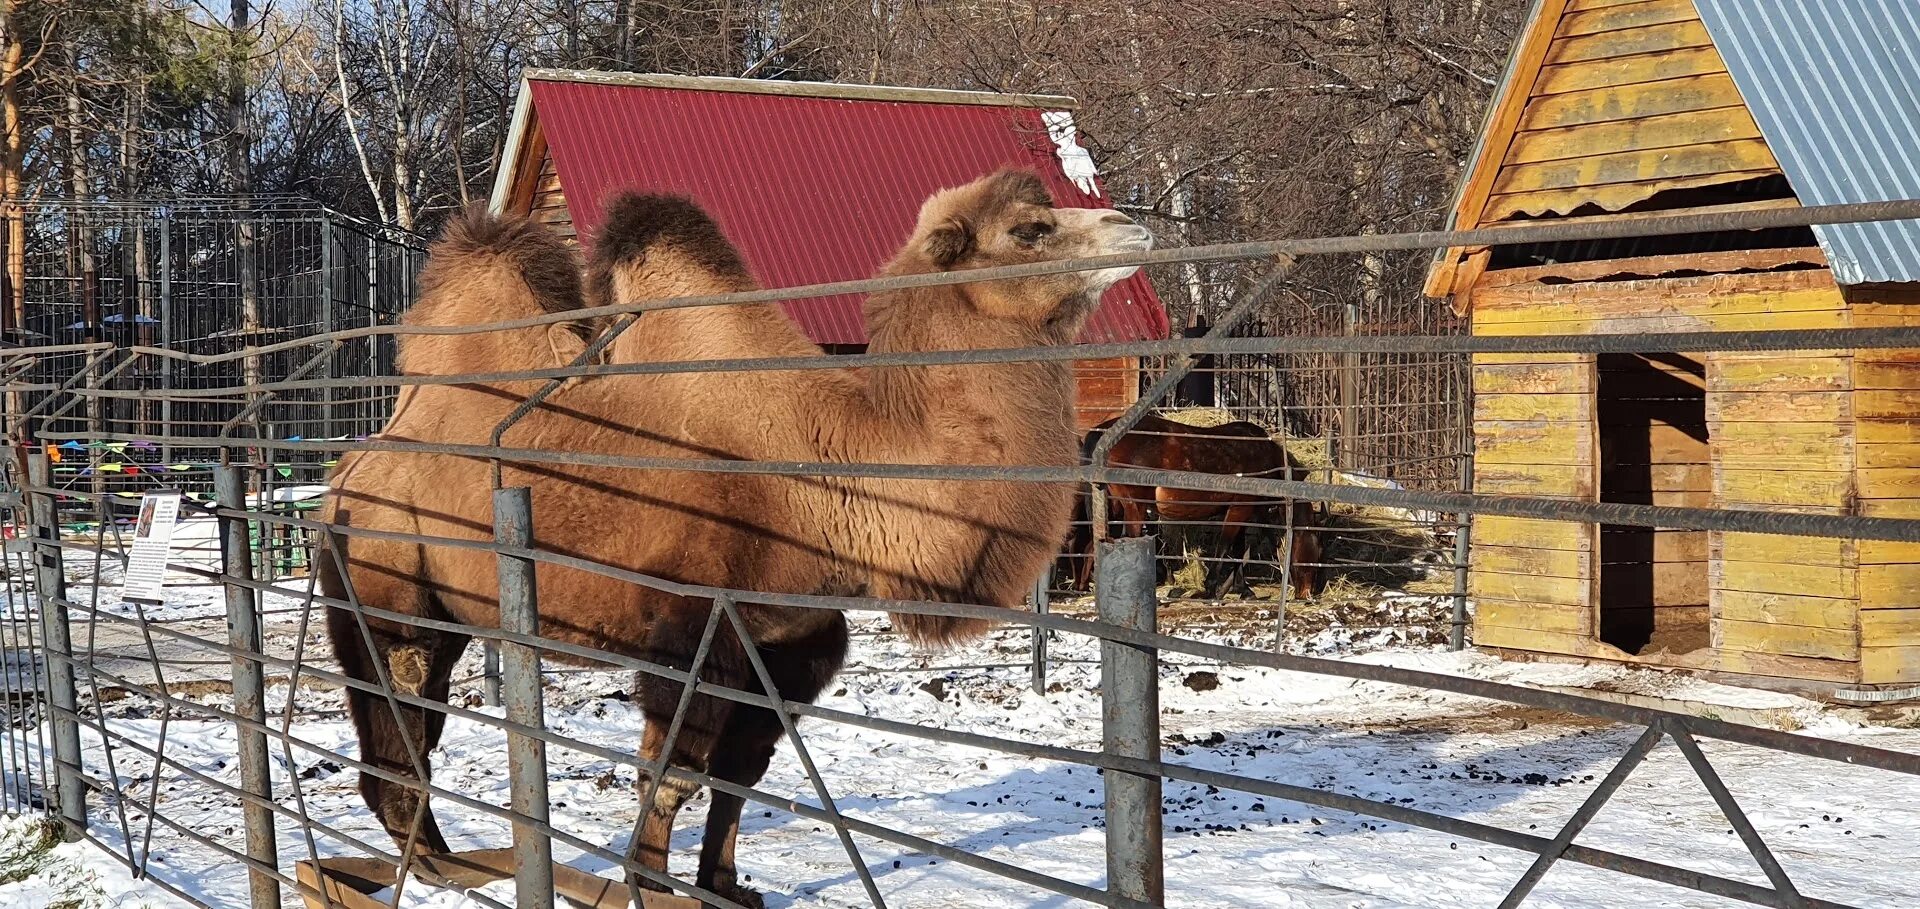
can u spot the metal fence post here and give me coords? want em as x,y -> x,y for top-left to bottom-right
217,466 -> 280,909
157,219 -> 173,465
1450,450 -> 1474,652
1097,536 -> 1163,905
1030,572 -> 1049,694
482,642 -> 502,706
25,451 -> 85,839
493,487 -> 554,909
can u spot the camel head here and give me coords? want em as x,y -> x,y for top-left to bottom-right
876,168 -> 1153,342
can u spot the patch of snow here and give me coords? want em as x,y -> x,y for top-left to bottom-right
2,603 -> 1916,909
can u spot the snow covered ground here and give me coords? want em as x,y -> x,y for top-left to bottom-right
0,591 -> 1916,909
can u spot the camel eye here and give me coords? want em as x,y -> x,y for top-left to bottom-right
1009,221 -> 1053,245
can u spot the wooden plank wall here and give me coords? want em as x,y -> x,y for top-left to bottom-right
1485,0 -> 1783,222
1852,288 -> 1920,683
1074,357 -> 1141,431
1473,267 -> 1866,681
1469,351 -> 1596,654
1708,346 -> 1859,670
528,152 -> 577,244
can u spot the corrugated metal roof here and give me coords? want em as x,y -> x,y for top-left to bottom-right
1696,0 -> 1920,285
527,77 -> 1169,345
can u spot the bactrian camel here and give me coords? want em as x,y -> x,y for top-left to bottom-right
318,169 -> 1152,906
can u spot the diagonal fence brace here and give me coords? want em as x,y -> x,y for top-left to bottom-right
1670,724 -> 1806,908
1496,725 -> 1666,908
717,598 -> 888,909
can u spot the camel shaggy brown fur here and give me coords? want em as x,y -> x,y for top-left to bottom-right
318,169 -> 1151,906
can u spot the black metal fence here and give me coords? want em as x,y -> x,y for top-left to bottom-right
6,198 -> 424,473
0,199 -> 1916,909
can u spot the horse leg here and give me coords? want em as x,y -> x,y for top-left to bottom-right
1292,507 -> 1323,600
331,609 -> 467,856
1110,485 -> 1150,540
1111,487 -> 1162,583
1068,489 -> 1097,593
1210,504 -> 1257,599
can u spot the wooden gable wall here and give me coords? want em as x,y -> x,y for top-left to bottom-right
1484,0 -> 1781,222
1427,0 -> 1795,301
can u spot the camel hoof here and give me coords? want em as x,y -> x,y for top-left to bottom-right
703,881 -> 765,909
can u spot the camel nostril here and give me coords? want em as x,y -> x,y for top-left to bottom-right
1100,212 -> 1135,226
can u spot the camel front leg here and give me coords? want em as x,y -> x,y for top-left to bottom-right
630,720 -> 705,891
329,610 -> 467,857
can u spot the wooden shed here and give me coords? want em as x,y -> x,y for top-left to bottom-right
488,70 -> 1169,429
1426,0 -> 1920,692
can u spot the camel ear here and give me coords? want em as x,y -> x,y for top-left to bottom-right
925,217 -> 974,269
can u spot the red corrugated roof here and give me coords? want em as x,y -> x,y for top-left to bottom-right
527,77 -> 1169,345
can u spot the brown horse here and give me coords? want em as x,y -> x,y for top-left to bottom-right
1065,414 -> 1320,599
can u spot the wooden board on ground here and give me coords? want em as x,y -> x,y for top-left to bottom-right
294,849 -> 701,909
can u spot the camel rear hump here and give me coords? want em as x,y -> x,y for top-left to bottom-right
588,193 -> 759,305
590,192 -> 825,362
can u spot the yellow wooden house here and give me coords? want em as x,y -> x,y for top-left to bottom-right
1426,0 -> 1920,692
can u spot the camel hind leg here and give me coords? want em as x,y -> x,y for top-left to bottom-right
694,618 -> 845,909
627,603 -> 756,895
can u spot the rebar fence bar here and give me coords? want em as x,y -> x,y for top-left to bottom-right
0,198 -> 1915,909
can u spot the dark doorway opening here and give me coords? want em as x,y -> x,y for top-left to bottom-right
1598,352 -> 1711,656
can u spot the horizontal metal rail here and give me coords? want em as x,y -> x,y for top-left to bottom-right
49,598 -> 1138,909
24,431 -> 1920,543
34,532 -> 1892,909
16,197 -> 1920,909
2,196 -> 1914,371
25,517 -> 1919,778
24,325 -> 1920,405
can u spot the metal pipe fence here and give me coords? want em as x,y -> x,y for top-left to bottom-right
0,198 -> 1916,909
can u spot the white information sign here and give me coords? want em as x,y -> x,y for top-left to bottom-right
121,491 -> 183,605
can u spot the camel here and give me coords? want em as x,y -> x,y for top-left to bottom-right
317,169 -> 1152,907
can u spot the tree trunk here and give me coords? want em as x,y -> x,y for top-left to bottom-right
231,0 -> 263,447
67,57 -> 97,345
1,0 -> 21,336
1,0 -> 22,442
